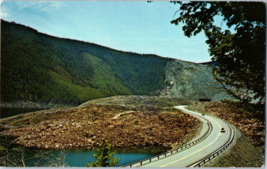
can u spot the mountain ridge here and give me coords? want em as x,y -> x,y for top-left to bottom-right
1,19 -> 169,105
1,19 -> 231,106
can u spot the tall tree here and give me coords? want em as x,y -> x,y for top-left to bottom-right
171,2 -> 265,106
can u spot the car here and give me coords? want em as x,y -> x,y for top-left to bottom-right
221,127 -> 225,133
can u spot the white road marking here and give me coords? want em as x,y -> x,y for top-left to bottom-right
160,115 -> 222,167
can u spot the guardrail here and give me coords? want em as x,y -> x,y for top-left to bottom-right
187,121 -> 235,167
121,116 -> 213,167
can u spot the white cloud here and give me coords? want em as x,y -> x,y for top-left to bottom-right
0,2 -> 10,19
16,1 -> 65,12
39,1 -> 65,12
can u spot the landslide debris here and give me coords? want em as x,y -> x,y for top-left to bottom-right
0,103 -> 200,150
79,95 -> 191,108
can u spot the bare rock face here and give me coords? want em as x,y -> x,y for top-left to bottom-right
158,60 -> 233,101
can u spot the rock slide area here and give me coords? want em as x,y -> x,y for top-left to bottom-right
0,96 -> 201,150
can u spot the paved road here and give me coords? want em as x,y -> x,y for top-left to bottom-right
139,105 -> 232,167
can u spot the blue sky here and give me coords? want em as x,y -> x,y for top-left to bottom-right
1,1 -> 229,63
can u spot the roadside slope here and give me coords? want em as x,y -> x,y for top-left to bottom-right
203,132 -> 264,167
187,102 -> 264,167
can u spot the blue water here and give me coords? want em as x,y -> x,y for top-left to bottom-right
24,148 -> 167,167
2,108 -> 168,167
65,148 -> 161,166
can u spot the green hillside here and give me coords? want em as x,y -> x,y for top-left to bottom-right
1,20 -> 169,105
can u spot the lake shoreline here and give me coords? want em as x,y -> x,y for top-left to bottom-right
0,135 -> 169,167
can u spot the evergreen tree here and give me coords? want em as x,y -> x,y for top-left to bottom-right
86,139 -> 120,167
1,19 -> 167,104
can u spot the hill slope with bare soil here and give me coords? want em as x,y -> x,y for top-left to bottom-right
158,60 -> 233,101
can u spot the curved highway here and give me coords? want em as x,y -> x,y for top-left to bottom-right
138,105 -> 234,167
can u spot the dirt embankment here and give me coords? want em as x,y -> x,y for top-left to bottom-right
0,103 -> 200,150
187,102 -> 265,167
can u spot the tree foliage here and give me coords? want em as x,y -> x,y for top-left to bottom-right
171,2 -> 265,106
86,139 -> 120,167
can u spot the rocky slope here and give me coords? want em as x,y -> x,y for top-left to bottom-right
158,60 -> 233,101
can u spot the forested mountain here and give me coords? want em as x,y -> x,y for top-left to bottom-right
1,20 -> 232,107
1,20 -> 169,105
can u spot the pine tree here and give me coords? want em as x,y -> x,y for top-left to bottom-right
85,139 -> 120,167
